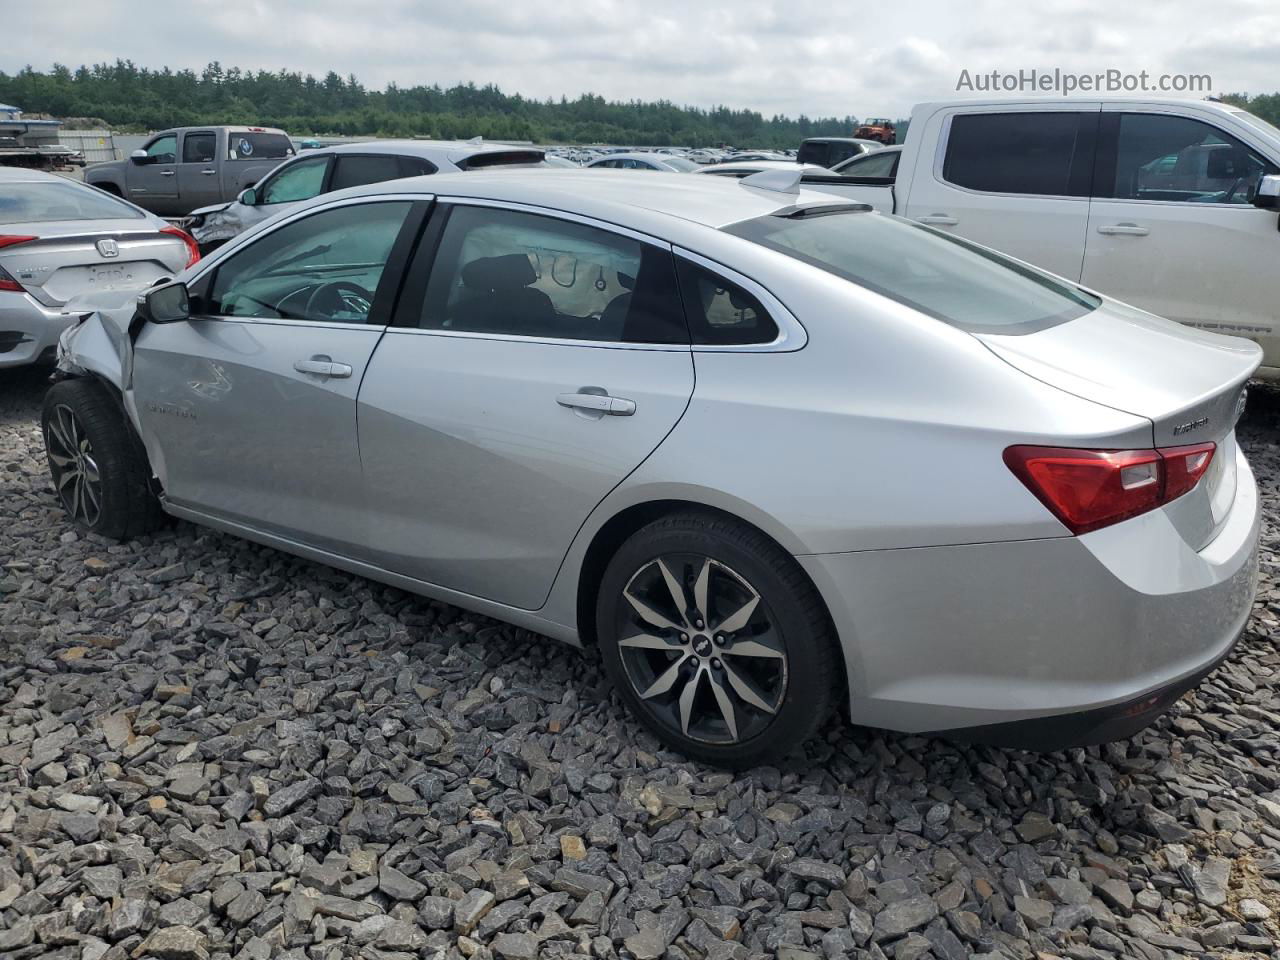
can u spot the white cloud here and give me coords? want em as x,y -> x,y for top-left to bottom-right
4,0 -> 1277,118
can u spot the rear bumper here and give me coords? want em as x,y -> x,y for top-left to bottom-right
800,446 -> 1259,745
0,294 -> 74,368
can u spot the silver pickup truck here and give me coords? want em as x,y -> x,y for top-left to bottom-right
85,126 -> 295,217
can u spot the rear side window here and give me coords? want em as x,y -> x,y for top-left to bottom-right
329,154 -> 419,192
725,210 -> 1099,335
182,133 -> 216,164
229,133 -> 294,161
417,205 -> 687,344
943,112 -> 1092,196
675,260 -> 779,345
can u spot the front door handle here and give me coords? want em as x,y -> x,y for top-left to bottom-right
557,389 -> 636,417
916,214 -> 958,226
159,170 -> 175,177
200,168 -> 216,176
1097,222 -> 1149,236
294,356 -> 353,378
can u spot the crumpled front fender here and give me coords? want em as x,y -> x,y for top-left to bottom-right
56,289 -> 143,393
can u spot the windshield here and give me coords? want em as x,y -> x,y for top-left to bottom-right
228,132 -> 294,161
0,180 -> 144,224
1230,109 -> 1280,142
725,210 -> 1099,334
662,156 -> 699,172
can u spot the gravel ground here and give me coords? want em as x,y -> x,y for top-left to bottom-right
3,364 -> 1280,960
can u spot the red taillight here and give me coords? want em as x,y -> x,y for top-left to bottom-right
160,225 -> 201,269
0,236 -> 34,292
1005,442 -> 1216,535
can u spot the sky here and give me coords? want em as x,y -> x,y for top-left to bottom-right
6,0 -> 1280,118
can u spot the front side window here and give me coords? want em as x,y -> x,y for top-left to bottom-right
329,154 -> 410,192
182,133 -> 216,164
419,205 -> 687,344
261,157 -> 330,204
207,201 -> 411,323
1110,113 -> 1276,204
144,135 -> 177,164
943,112 -> 1091,196
725,209 -> 1099,335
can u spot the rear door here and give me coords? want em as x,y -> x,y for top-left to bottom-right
176,131 -> 220,211
1082,107 -> 1280,354
901,105 -> 1100,279
357,200 -> 694,609
127,133 -> 179,213
132,197 -> 424,555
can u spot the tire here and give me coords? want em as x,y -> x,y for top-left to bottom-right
596,511 -> 840,767
42,378 -> 167,540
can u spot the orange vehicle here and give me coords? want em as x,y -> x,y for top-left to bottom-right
855,118 -> 896,144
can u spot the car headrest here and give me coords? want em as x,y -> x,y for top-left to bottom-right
461,254 -> 536,291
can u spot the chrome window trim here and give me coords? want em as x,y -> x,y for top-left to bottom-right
185,316 -> 380,333
436,195 -> 668,247
672,247 -> 808,352
376,326 -> 689,352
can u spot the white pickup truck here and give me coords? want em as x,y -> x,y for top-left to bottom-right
799,98 -> 1280,376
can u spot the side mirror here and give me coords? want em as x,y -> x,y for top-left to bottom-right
137,282 -> 190,324
1252,174 -> 1280,209
238,187 -> 257,206
130,149 -> 149,164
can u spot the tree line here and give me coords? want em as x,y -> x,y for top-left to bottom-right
0,61 -> 868,147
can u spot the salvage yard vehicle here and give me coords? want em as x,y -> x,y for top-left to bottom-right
586,153 -> 700,171
85,126 -> 295,217
184,140 -> 550,253
796,137 -> 882,168
0,168 -> 197,369
45,169 -> 1259,765
818,97 -> 1280,378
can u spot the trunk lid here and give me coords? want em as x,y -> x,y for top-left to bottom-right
978,299 -> 1259,547
0,221 -> 188,306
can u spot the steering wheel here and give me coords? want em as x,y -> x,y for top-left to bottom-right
1220,176 -> 1247,205
304,280 -> 374,321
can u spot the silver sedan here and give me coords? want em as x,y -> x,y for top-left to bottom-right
586,153 -> 700,172
0,168 -> 196,368
44,168 -> 1260,766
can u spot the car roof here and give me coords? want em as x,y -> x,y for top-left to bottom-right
289,139 -> 544,164
317,167 -> 839,231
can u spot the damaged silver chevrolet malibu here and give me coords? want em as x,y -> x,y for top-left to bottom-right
44,168 -> 1261,766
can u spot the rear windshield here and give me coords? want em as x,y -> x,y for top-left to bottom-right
725,210 -> 1099,334
662,156 -> 700,172
457,150 -> 546,170
0,180 -> 144,223
228,132 -> 294,161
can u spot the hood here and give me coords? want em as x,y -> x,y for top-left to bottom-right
978,298 -> 1260,448
187,200 -> 236,218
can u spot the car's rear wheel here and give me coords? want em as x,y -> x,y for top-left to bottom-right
42,379 -> 166,540
596,512 -> 839,767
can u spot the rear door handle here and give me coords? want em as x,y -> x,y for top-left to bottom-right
557,389 -> 636,416
1097,222 -> 1149,236
294,356 -> 353,378
916,214 -> 958,226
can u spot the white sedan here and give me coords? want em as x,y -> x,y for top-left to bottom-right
586,153 -> 700,172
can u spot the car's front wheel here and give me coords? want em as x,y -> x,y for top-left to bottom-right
42,379 -> 166,540
597,512 -> 840,767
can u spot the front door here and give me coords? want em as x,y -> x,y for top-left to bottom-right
901,106 -> 1100,280
358,201 -> 695,610
132,198 -> 419,554
127,134 -> 179,213
1082,109 -> 1280,356
176,131 -> 221,211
